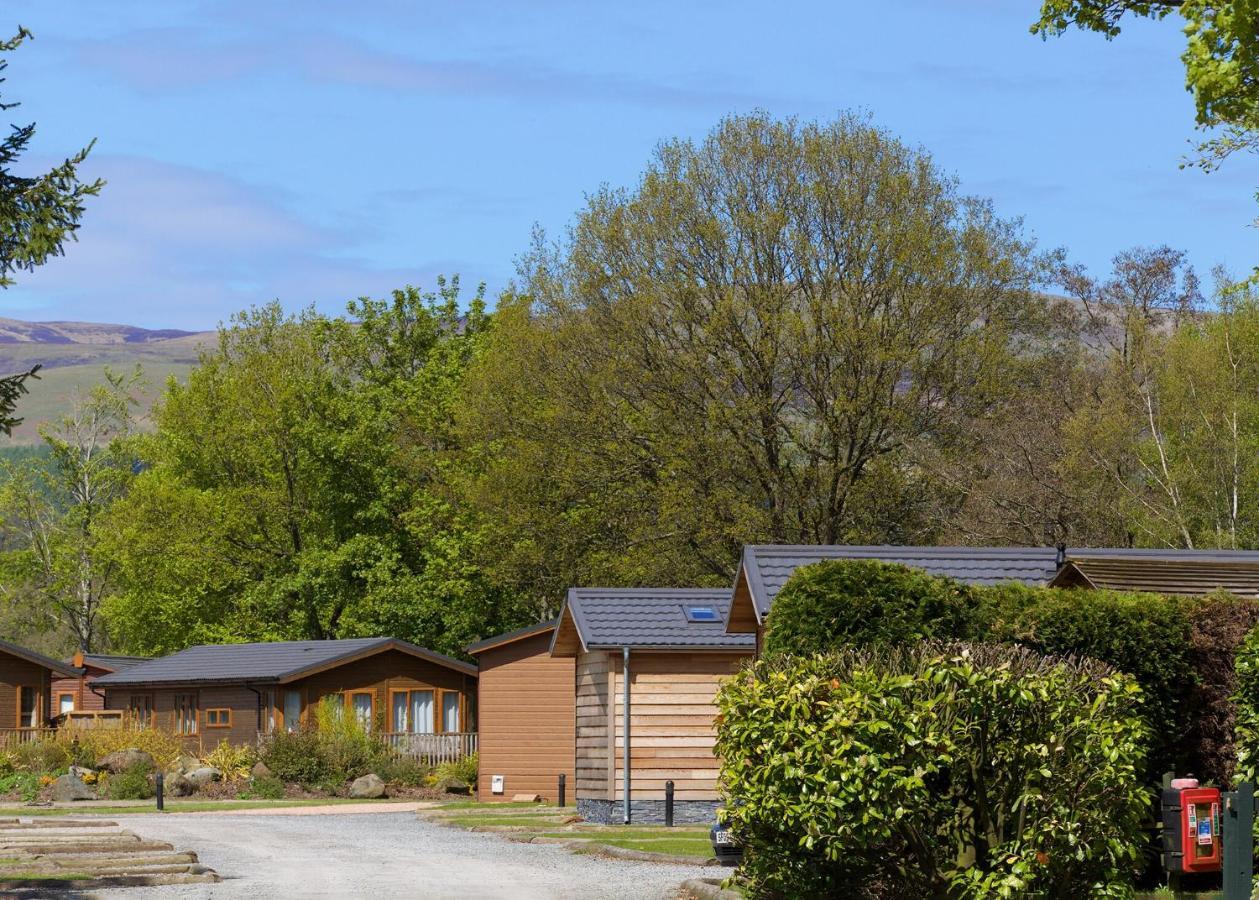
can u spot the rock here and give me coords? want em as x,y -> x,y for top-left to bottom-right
165,773 -> 194,797
185,767 -> 222,789
250,761 -> 272,779
171,753 -> 202,775
440,777 -> 470,795
67,765 -> 95,780
51,774 -> 94,802
96,749 -> 155,773
348,773 -> 386,799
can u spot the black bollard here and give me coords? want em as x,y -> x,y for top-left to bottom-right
558,773 -> 566,808
665,780 -> 674,827
155,772 -> 164,811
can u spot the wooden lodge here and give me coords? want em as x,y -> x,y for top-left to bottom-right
467,620 -> 574,803
0,639 -> 81,742
93,637 -> 478,762
548,588 -> 754,825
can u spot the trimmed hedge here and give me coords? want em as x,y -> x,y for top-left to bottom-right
715,643 -> 1149,899
763,559 -> 986,657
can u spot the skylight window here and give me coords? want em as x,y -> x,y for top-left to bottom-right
684,605 -> 720,623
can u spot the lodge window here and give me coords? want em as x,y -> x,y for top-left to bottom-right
347,691 -> 373,731
205,708 -> 232,728
441,692 -> 460,732
129,694 -> 154,728
283,690 -> 302,732
390,689 -> 434,734
174,694 -> 197,734
16,687 -> 39,728
58,693 -> 75,716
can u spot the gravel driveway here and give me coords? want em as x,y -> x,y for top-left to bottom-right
94,810 -> 711,899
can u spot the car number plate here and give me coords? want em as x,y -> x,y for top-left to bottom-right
713,830 -> 733,845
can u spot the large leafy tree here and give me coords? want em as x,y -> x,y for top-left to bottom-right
459,112 -> 1046,607
102,283 -> 522,657
0,28 -> 104,434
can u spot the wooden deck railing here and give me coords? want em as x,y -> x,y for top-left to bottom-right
379,732 -> 477,764
0,728 -> 57,748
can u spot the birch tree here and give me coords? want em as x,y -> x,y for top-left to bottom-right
0,368 -> 141,651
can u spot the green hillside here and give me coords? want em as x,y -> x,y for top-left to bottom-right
0,324 -> 214,446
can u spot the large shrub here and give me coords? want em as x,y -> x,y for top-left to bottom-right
984,583 -> 1195,778
763,559 -> 985,656
1184,593 -> 1259,784
715,643 -> 1149,899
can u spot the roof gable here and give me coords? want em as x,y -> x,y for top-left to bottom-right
553,588 -> 755,655
0,640 -> 79,677
466,620 -> 558,655
1052,556 -> 1259,597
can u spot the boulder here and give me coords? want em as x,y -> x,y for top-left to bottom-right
96,749 -> 155,773
440,777 -> 470,795
171,753 -> 202,775
165,773 -> 194,797
51,774 -> 94,802
250,761 -> 272,780
67,765 -> 95,780
185,767 -> 222,789
349,773 -> 386,799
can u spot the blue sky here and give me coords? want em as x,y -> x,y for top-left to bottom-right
0,0 -> 1254,330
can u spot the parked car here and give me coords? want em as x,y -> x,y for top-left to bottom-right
710,812 -> 742,865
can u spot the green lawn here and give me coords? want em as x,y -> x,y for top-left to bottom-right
426,803 -> 716,861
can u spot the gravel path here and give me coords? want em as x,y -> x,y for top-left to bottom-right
94,811 -> 711,899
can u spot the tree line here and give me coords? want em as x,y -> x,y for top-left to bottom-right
0,111 -> 1255,658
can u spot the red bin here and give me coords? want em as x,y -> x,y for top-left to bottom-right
1161,780 -> 1222,874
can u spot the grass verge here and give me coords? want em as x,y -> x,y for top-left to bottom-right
427,803 -> 716,861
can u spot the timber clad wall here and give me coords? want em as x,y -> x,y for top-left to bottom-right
475,632 -> 574,801
0,656 -> 52,728
53,665 -> 109,713
575,651 -> 610,800
573,650 -> 746,805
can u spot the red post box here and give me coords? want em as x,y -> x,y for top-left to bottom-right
1161,778 -> 1222,874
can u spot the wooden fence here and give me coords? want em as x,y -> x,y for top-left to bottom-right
379,732 -> 477,765
0,728 -> 57,748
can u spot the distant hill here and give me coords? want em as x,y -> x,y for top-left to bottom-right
0,317 -> 215,446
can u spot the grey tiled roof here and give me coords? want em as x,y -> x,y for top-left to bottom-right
739,545 -> 1064,621
93,637 -> 476,687
737,544 -> 1259,624
81,655 -> 149,672
562,588 -> 755,651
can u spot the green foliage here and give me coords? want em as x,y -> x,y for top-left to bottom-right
986,583 -> 1196,777
460,110 -> 1044,608
763,559 -> 986,656
0,367 -> 144,652
258,703 -> 427,790
715,644 -> 1149,898
104,761 -> 154,801
205,740 -> 256,781
101,283 -> 526,657
243,774 -> 285,800
1231,625 -> 1259,786
0,771 -> 41,802
432,752 -> 477,788
258,731 -> 329,786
